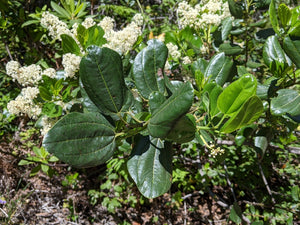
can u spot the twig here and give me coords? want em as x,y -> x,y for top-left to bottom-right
258,162 -> 276,204
5,42 -> 13,61
0,207 -> 8,218
223,162 -> 237,202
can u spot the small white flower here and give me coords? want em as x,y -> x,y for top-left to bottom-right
7,87 -> 41,119
62,53 -> 82,78
42,68 -> 56,79
82,17 -> 96,29
182,56 -> 192,64
166,43 -> 181,60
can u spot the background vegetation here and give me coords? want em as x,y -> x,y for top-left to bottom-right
0,0 -> 299,224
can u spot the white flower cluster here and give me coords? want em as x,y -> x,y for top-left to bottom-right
42,68 -> 56,79
82,17 -> 96,29
99,14 -> 143,55
40,116 -> 56,136
177,0 -> 231,30
40,11 -> 73,40
166,43 -> 181,60
62,53 -> 82,78
182,56 -> 192,64
208,143 -> 225,158
6,61 -> 57,86
7,87 -> 41,119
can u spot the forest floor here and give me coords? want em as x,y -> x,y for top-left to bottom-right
0,138 -> 233,225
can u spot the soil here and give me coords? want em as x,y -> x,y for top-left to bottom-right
0,138 -> 232,225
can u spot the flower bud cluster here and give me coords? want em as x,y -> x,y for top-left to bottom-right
62,53 -> 82,78
101,14 -> 143,55
166,43 -> 181,60
208,143 -> 225,158
7,87 -> 41,119
6,61 -> 57,86
40,11 -> 73,40
177,0 -> 231,30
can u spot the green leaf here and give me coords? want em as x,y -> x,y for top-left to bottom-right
221,96 -> 264,133
148,82 -> 194,138
228,0 -> 243,19
254,136 -> 268,155
39,86 -> 52,101
217,74 -> 257,115
270,89 -> 300,116
80,46 -> 126,114
278,4 -> 291,28
219,43 -> 243,55
127,136 -> 172,198
76,24 -> 88,48
203,82 -> 223,117
192,58 -> 208,75
132,39 -> 168,99
288,22 -> 300,37
43,112 -> 116,168
86,25 -> 107,48
51,1 -> 70,19
42,102 -> 63,118
61,34 -> 81,55
283,36 -> 300,69
221,17 -> 233,40
149,91 -> 166,114
204,53 -> 233,86
263,36 -> 287,67
166,114 -> 196,143
229,202 -> 243,224
269,0 -> 280,35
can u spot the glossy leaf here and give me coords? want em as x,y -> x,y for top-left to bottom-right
204,52 -> 233,86
61,34 -> 81,55
221,96 -> 264,133
166,114 -> 196,143
80,46 -> 126,114
221,17 -> 233,40
263,36 -> 286,67
269,0 -> 280,35
283,36 -> 300,69
85,25 -> 107,48
43,112 -> 116,168
219,43 -> 243,55
148,82 -> 194,138
132,39 -> 168,99
278,4 -> 291,28
203,82 -> 223,117
270,89 -> 300,116
228,0 -> 243,19
127,136 -> 172,198
149,91 -> 166,114
217,74 -> 257,116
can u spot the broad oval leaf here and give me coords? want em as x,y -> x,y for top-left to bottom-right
221,96 -> 264,133
149,91 -> 166,114
43,112 -> 116,168
283,36 -> 300,69
270,89 -> 300,116
80,46 -> 126,114
217,74 -> 257,116
263,36 -> 287,67
278,3 -> 291,28
219,43 -> 243,56
204,52 -> 233,86
61,34 -> 81,55
228,0 -> 243,19
221,17 -> 233,41
127,136 -> 172,198
132,39 -> 168,99
166,114 -> 196,143
269,0 -> 280,36
203,82 -> 223,117
148,82 -> 194,138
